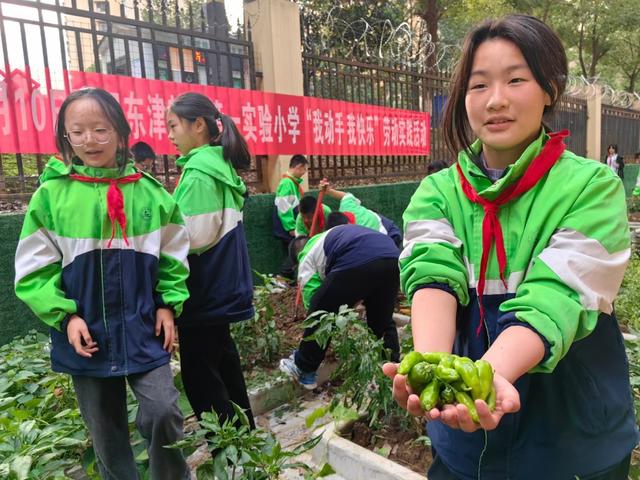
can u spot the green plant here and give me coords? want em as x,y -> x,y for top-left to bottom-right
304,306 -> 407,428
0,332 -> 175,479
628,196 -> 640,214
0,332 -> 89,479
232,272 -> 284,368
172,403 -> 322,479
616,253 -> 640,332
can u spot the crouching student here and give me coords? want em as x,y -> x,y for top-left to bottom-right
319,180 -> 402,248
15,88 -> 191,479
279,213 -> 401,389
295,194 -> 332,237
131,141 -> 157,172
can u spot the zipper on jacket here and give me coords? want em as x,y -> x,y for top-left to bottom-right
96,183 -> 112,371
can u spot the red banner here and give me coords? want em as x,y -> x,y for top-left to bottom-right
0,68 -> 429,156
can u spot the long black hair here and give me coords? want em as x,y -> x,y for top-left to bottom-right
55,87 -> 130,170
169,92 -> 251,170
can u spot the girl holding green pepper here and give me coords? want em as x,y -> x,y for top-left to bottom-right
384,14 -> 637,480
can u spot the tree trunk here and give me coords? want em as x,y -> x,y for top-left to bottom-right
578,23 -> 588,78
628,71 -> 638,93
588,11 -> 599,79
417,0 -> 440,71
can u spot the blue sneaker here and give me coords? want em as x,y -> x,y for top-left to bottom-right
279,355 -> 318,390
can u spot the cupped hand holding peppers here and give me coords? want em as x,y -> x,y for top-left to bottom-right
382,360 -> 521,433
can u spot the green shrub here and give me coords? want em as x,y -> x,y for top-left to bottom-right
628,196 -> 640,214
232,272 -> 284,369
616,254 -> 640,332
0,332 -> 88,479
304,306 -> 408,428
171,403 -> 322,479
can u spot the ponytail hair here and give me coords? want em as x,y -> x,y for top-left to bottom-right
169,92 -> 251,170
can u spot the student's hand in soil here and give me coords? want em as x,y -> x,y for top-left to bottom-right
156,308 -> 176,352
67,315 -> 99,358
382,363 -> 520,432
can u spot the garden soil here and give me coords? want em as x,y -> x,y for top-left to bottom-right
347,416 -> 432,475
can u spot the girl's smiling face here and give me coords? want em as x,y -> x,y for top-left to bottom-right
64,97 -> 120,169
465,38 -> 552,168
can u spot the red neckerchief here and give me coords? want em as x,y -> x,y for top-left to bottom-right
70,172 -> 143,248
456,130 -> 568,336
343,211 -> 356,224
283,173 -> 305,198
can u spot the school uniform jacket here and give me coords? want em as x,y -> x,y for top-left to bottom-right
338,193 -> 402,246
298,224 -> 399,308
400,130 -> 638,479
173,145 -> 254,326
273,174 -> 304,240
15,162 -> 190,377
295,204 -> 332,237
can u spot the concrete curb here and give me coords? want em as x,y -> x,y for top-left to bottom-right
312,422 -> 428,480
393,312 -> 410,326
248,361 -> 337,416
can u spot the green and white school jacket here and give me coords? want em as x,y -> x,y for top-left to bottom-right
400,129 -> 637,479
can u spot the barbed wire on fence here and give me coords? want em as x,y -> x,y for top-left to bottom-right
298,5 -> 639,110
566,75 -> 640,109
300,5 -> 454,71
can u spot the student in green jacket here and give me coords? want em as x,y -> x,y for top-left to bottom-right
384,15 -> 636,479
273,155 -> 308,277
294,195 -> 332,236
319,180 -> 402,247
16,88 -> 191,479
167,92 -> 255,429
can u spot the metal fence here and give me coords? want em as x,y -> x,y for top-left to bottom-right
601,105 -> 640,161
0,0 -> 262,198
547,95 -> 588,157
301,53 -> 594,183
302,52 -> 450,184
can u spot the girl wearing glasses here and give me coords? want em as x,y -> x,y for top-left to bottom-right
14,88 -> 191,479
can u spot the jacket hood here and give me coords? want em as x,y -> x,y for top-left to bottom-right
176,145 -> 247,196
39,156 -> 70,183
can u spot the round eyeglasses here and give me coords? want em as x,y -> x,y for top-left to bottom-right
65,128 -> 114,147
